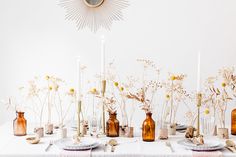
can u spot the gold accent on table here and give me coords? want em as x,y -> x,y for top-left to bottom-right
196,93 -> 202,137
101,80 -> 106,134
83,0 -> 104,8
102,80 -> 106,96
59,0 -> 129,33
77,100 -> 82,138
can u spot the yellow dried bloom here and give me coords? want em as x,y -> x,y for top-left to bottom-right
69,88 -> 75,94
54,85 -> 59,91
49,86 -> 53,91
166,94 -> 170,100
45,75 -> 50,80
120,87 -> 124,91
114,82 -> 119,87
204,108 -> 210,115
90,88 -> 97,94
170,75 -> 176,81
222,82 -> 226,88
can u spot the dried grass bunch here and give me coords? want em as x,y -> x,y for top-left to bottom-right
203,67 -> 235,128
162,74 -> 190,124
127,59 -> 162,113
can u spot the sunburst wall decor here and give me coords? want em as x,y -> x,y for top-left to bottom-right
59,0 -> 129,33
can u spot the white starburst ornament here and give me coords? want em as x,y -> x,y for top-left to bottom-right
59,0 -> 129,33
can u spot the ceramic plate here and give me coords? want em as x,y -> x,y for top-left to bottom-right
189,144 -> 225,151
55,137 -> 100,151
176,124 -> 188,131
177,139 -> 224,151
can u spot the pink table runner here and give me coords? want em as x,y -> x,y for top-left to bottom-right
192,151 -> 223,157
60,150 -> 91,157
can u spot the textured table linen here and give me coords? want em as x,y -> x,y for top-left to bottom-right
0,122 -> 236,157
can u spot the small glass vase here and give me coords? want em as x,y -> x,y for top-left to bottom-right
90,116 -> 99,136
201,115 -> 215,136
142,112 -> 155,142
106,112 -> 119,137
13,112 -> 27,136
158,121 -> 168,140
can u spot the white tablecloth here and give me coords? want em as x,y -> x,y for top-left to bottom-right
0,122 -> 236,157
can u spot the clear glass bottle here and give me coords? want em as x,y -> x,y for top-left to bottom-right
201,114 -> 215,136
90,115 -> 99,136
13,112 -> 27,136
142,112 -> 155,142
106,112 -> 119,137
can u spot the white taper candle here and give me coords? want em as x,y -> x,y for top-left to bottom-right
197,52 -> 201,93
101,35 -> 105,80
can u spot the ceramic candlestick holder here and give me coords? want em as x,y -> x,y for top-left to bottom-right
218,128 -> 229,139
34,127 -> 44,138
158,128 -> 168,140
168,123 -> 176,135
101,80 -> 106,135
45,123 -> 53,135
119,126 -> 134,138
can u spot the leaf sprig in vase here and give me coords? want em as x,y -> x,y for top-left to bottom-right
126,59 -> 161,141
203,67 -> 235,138
162,74 -> 190,125
127,59 -> 161,114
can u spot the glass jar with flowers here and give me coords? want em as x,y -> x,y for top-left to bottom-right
162,74 -> 189,135
203,67 -> 235,139
54,87 -> 76,139
106,60 -> 137,137
203,76 -> 220,136
2,98 -> 27,136
127,84 -> 161,141
89,87 -> 100,137
45,75 -> 55,135
200,108 -> 215,136
217,67 -> 234,139
127,59 -> 162,142
127,88 -> 157,142
26,78 -> 46,138
103,96 -> 119,137
113,82 -> 128,136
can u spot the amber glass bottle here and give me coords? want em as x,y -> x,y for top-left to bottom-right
106,112 -> 119,137
231,108 -> 236,135
13,112 -> 27,136
142,112 -> 155,142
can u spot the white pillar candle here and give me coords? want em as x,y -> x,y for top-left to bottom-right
197,52 -> 201,93
101,35 -> 105,80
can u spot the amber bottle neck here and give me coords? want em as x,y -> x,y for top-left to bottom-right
17,112 -> 25,118
146,112 -> 152,118
109,113 -> 117,119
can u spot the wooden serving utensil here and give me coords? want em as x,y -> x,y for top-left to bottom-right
226,140 -> 236,153
26,137 -> 40,144
108,139 -> 118,152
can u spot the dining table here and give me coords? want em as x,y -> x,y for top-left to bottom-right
0,122 -> 236,157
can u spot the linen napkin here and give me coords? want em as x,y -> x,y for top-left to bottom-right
60,150 -> 91,157
192,151 -> 223,157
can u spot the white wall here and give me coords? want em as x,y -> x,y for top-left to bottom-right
0,0 -> 236,126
